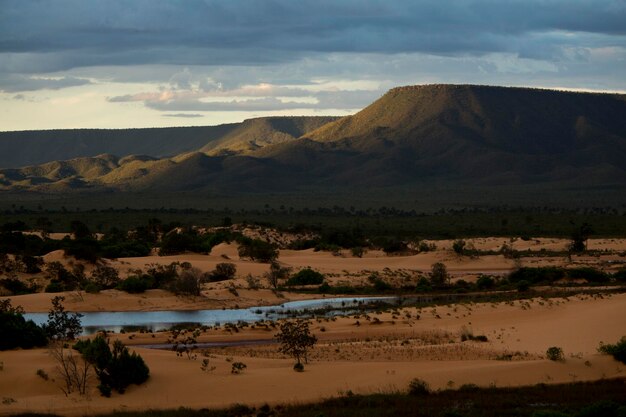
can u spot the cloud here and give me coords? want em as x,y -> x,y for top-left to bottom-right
0,74 -> 91,92
107,81 -> 381,112
162,113 -> 204,118
0,0 -> 624,75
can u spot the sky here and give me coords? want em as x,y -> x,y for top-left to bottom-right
1,0 -> 625,131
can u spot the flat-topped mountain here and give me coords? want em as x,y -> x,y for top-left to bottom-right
2,85 -> 626,197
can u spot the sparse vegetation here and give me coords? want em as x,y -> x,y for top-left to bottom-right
546,346 -> 565,362
598,337 -> 626,364
230,362 -> 247,374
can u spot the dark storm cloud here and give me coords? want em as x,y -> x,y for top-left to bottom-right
1,0 -> 624,73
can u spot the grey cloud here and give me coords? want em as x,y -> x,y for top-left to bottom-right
1,0 -> 625,74
107,84 -> 382,112
0,74 -> 91,92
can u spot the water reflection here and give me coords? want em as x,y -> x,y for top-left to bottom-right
24,296 -> 396,334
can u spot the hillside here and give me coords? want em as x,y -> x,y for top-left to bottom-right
200,116 -> 338,155
2,85 -> 626,199
0,116 -> 337,169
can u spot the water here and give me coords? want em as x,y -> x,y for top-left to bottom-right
24,296 -> 396,334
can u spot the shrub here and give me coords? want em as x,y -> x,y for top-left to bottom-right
45,281 -> 64,293
293,362 -> 304,372
430,262 -> 449,288
76,336 -> 149,395
415,276 -> 432,292
0,311 -> 47,350
408,378 -> 430,395
351,246 -> 365,258
286,268 -> 325,286
567,267 -> 609,283
64,237 -> 101,263
598,337 -> 626,364
546,346 -> 564,361
0,278 -> 36,295
170,267 -> 205,296
117,275 -> 154,293
159,229 -> 202,255
237,238 -> 278,263
231,362 -> 247,374
509,267 -> 566,285
516,280 -> 531,292
208,262 -> 236,282
90,265 -> 120,289
452,239 -> 466,255
614,268 -> 626,283
476,274 -> 495,290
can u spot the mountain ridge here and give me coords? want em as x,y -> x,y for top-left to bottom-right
2,84 -> 626,198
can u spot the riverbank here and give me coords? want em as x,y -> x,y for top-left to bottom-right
2,292 -> 624,416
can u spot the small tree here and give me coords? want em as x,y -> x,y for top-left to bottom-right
170,267 -> 205,296
76,336 -> 150,396
43,296 -> 83,341
90,265 -> 120,289
568,223 -> 593,253
264,261 -> 291,289
275,320 -> 317,370
237,238 -> 278,263
429,262 -> 450,289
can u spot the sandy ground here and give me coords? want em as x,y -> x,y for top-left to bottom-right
1,292 -> 625,416
1,237 -> 625,415
4,236 -> 625,313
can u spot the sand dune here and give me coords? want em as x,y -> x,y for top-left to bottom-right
1,293 -> 624,416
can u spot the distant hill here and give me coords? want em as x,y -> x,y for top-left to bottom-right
2,85 -> 626,201
0,116 -> 337,168
200,116 -> 338,155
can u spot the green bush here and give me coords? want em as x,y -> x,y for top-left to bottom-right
598,337 -> 626,364
0,311 -> 47,350
75,336 -> 149,395
0,278 -> 36,295
117,275 -> 154,293
476,274 -> 495,290
286,268 -> 325,286
45,281 -> 65,293
567,267 -> 609,283
237,237 -> 278,263
546,346 -> 564,361
208,262 -> 236,282
408,378 -> 430,395
509,267 -> 566,285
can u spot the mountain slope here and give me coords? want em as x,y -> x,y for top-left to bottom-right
2,85 -> 626,195
0,116 -> 338,169
200,116 -> 339,155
